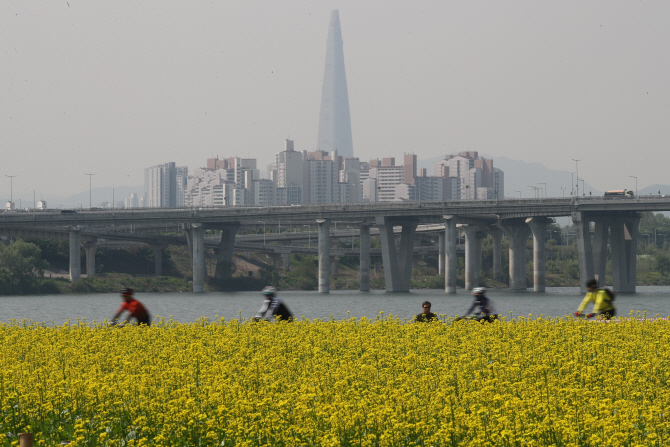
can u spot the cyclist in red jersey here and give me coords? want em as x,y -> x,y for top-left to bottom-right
112,288 -> 151,326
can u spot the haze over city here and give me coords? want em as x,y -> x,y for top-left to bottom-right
2,1 -> 669,203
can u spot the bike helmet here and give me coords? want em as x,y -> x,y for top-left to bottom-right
121,288 -> 134,296
262,286 -> 277,296
472,287 -> 486,295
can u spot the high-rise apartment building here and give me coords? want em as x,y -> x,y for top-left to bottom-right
316,10 -> 354,158
125,193 -> 140,209
144,162 -> 187,208
432,151 -> 504,200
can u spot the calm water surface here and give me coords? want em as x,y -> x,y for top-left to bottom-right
2,286 -> 670,325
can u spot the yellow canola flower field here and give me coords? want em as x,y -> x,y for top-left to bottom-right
1,316 -> 670,447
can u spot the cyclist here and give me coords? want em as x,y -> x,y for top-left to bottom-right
575,279 -> 616,319
253,286 -> 294,322
112,288 -> 151,326
462,287 -> 499,322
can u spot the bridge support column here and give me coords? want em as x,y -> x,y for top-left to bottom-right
490,227 -> 502,282
150,244 -> 168,277
215,224 -> 241,280
444,216 -> 458,294
438,233 -> 445,275
185,229 -> 193,264
592,218 -> 609,287
69,227 -> 81,282
460,225 -> 480,290
317,219 -> 331,293
572,212 -> 594,293
330,256 -> 339,275
374,260 -> 381,275
268,253 -> 281,271
83,242 -> 97,279
526,217 -> 553,292
500,219 -> 531,290
359,223 -> 371,291
377,217 -> 417,292
190,224 -> 205,293
282,253 -> 290,271
611,214 -> 640,293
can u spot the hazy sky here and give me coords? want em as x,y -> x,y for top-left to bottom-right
2,1 -> 669,200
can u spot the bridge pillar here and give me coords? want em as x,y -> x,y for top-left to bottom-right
215,224 -> 241,280
490,227 -> 503,282
282,253 -> 290,271
526,217 -> 553,292
460,225 -> 480,290
69,227 -> 81,282
444,216 -> 458,294
374,259 -> 381,275
572,212 -> 594,293
190,224 -> 205,293
377,216 -> 418,292
592,218 -> 609,287
317,219 -> 331,293
185,229 -> 193,264
438,233 -> 445,275
359,223 -> 371,291
330,256 -> 339,275
83,242 -> 97,279
150,244 -> 168,276
500,219 -> 531,290
267,253 -> 281,271
611,214 -> 640,293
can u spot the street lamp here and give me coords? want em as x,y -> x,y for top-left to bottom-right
85,173 -> 96,209
561,187 -> 566,198
31,190 -> 35,210
258,221 -> 266,245
580,179 -> 585,196
528,186 -> 539,198
303,225 -> 311,247
514,190 -> 521,198
572,159 -> 581,197
6,175 -> 16,208
538,183 -> 547,198
629,175 -> 638,197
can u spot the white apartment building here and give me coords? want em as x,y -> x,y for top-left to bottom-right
369,165 -> 405,202
362,178 -> 377,203
415,175 -> 448,201
253,179 -> 274,206
144,162 -> 187,208
462,167 -> 482,200
175,167 -> 188,207
125,193 -> 140,209
339,158 -> 362,203
306,151 -> 339,204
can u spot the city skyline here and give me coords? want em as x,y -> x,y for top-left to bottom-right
2,2 -> 670,200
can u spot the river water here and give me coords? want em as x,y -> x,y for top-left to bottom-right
2,286 -> 670,325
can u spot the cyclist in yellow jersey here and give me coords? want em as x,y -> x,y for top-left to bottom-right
575,279 -> 616,319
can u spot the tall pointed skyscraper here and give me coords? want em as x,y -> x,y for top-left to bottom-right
316,10 -> 354,158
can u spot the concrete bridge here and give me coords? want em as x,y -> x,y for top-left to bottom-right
1,196 -> 669,293
0,224 -> 452,280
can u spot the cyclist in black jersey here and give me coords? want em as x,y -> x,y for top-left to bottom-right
461,287 -> 499,322
253,286 -> 294,322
